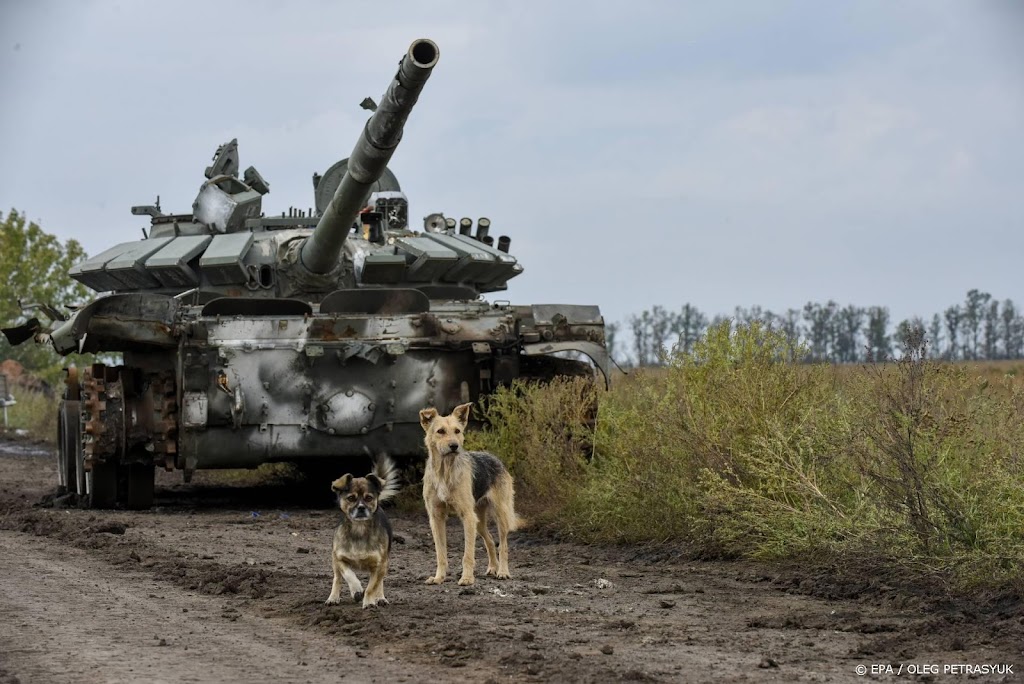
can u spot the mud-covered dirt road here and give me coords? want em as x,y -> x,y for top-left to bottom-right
0,440 -> 1020,683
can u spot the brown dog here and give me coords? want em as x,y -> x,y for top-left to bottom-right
325,456 -> 400,609
419,403 -> 520,586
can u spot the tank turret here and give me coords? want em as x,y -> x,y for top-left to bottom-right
300,39 -> 439,275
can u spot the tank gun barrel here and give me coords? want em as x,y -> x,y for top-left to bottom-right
300,39 -> 439,274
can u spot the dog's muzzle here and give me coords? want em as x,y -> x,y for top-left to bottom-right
351,505 -> 370,520
448,442 -> 459,453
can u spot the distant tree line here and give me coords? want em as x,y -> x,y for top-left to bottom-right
606,289 -> 1024,366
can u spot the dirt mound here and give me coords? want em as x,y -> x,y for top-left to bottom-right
33,487 -> 80,509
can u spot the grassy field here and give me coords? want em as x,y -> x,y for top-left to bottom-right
469,324 -> 1024,595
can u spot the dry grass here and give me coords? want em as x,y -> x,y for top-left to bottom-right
2,390 -> 59,443
472,324 -> 1024,594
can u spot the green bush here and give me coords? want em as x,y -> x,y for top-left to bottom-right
470,322 -> 1024,593
577,321 -> 857,553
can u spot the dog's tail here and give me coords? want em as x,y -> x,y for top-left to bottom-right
512,514 -> 528,532
372,454 -> 402,502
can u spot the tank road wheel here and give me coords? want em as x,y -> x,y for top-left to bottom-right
73,420 -> 87,501
64,399 -> 89,502
56,400 -> 80,491
79,365 -> 119,509
125,462 -> 155,510
58,368 -> 83,493
75,365 -> 161,510
88,461 -> 119,509
76,456 -> 154,510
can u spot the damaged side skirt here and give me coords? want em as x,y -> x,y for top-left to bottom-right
50,293 -> 180,354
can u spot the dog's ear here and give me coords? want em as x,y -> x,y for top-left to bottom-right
365,473 -> 383,494
331,474 -> 353,494
419,407 -> 438,431
452,402 -> 473,427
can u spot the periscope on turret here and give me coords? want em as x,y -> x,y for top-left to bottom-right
1,39 -> 611,511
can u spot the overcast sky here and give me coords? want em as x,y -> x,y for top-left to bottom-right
1,1 -> 1022,330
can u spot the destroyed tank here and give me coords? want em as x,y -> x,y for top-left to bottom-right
2,39 -> 610,509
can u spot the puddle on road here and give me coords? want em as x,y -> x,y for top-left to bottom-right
0,437 -> 52,459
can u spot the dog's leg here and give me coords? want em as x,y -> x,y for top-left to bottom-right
325,554 -> 344,605
456,503 -> 479,586
476,500 -> 499,577
339,561 -> 364,603
425,502 -> 449,584
494,478 -> 515,579
495,510 -> 512,580
363,557 -> 389,609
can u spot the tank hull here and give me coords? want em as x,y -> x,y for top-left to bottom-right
52,292 -> 607,507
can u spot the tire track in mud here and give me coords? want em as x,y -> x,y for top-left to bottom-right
0,531 -> 386,684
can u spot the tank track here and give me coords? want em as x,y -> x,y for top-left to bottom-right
69,364 -> 177,509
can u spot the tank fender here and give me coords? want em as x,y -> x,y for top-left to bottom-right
50,293 -> 181,355
521,341 -> 611,388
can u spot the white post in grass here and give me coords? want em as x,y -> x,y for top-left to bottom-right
0,374 -> 13,429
